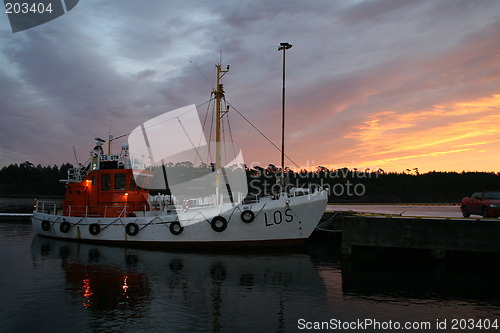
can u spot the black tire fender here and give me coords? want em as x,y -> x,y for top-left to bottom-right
461,206 -> 470,218
89,223 -> 101,235
240,210 -> 255,223
211,216 -> 227,232
60,221 -> 71,233
482,206 -> 489,218
41,220 -> 51,231
169,221 -> 184,235
125,222 -> 139,236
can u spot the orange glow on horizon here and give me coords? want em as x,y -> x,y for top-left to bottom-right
336,94 -> 500,173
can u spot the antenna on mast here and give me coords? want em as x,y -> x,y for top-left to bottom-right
73,146 -> 79,166
108,119 -> 113,154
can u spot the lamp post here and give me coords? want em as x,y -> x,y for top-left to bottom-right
278,42 -> 292,190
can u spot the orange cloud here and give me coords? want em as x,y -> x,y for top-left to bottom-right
340,94 -> 500,172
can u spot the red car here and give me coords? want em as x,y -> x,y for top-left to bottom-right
461,191 -> 500,218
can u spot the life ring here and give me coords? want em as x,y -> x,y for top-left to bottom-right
211,216 -> 227,232
169,221 -> 184,235
240,210 -> 255,223
89,223 -> 101,235
41,220 -> 51,231
60,221 -> 71,233
125,222 -> 139,236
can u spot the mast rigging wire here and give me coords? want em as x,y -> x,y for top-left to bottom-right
225,101 -> 300,169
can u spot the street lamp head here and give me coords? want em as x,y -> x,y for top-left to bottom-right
278,42 -> 292,51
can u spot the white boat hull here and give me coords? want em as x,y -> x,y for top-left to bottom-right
32,190 -> 328,248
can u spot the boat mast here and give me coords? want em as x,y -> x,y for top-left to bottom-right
214,64 -> 230,203
278,42 -> 292,190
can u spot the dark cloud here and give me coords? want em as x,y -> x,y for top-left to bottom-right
340,0 -> 416,25
0,0 -> 498,171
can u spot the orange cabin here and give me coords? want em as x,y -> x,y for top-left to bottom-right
62,168 -> 151,217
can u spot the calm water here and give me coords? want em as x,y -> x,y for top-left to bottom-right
0,220 -> 499,332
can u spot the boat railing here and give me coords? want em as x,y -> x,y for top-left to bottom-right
34,200 -> 63,215
34,200 -> 149,218
242,184 -> 323,203
63,166 -> 91,183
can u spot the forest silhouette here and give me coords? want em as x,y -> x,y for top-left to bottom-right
0,161 -> 498,203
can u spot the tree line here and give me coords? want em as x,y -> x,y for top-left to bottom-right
0,161 -> 499,203
0,161 -> 71,196
245,165 -> 500,203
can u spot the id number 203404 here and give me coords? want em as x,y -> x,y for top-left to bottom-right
451,318 -> 498,330
5,2 -> 54,14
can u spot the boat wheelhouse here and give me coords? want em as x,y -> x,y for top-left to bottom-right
60,140 -> 152,218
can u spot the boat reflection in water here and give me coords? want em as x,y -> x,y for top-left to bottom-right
33,236 -> 154,330
30,236 -> 328,332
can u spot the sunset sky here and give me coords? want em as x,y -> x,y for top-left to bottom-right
0,0 -> 498,173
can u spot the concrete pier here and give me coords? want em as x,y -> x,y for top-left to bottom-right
340,215 -> 500,259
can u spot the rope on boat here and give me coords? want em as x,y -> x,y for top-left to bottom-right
315,211 -> 343,232
177,210 -> 212,227
152,216 -> 177,230
151,216 -> 164,224
150,216 -> 181,231
315,225 -> 343,233
93,218 -> 127,230
286,205 -> 343,233
93,218 -> 122,231
254,203 -> 267,219
226,205 -> 243,223
136,217 -> 154,230
72,217 -> 85,226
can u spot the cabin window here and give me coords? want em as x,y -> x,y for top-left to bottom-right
114,173 -> 126,190
101,174 -> 111,191
92,176 -> 96,185
129,176 -> 136,190
100,160 -> 118,170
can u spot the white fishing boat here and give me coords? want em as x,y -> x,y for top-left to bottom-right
32,61 -> 328,248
